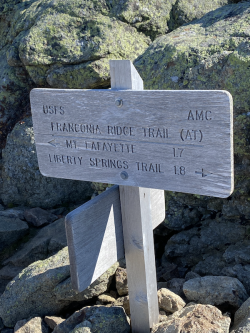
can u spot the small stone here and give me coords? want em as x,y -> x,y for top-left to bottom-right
14,317 -> 49,333
152,304 -> 231,333
0,208 -> 25,220
0,205 -> 4,211
185,271 -> 200,281
44,316 -> 65,330
158,288 -> 186,313
166,278 -> 185,298
115,267 -> 128,296
113,296 -> 130,316
183,276 -> 249,308
0,217 -> 29,252
97,293 -> 116,305
53,306 -> 130,333
231,297 -> 250,332
4,218 -> 67,267
49,207 -> 68,216
24,207 -> 58,227
160,259 -> 179,281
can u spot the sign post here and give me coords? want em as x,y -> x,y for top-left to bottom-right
30,60 -> 234,333
111,60 -> 159,331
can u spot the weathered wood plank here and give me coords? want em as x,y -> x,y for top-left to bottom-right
119,186 -> 159,332
111,60 -> 159,332
65,185 -> 165,292
110,59 -> 143,90
30,88 -> 234,198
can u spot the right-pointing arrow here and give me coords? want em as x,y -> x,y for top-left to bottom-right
195,169 -> 213,177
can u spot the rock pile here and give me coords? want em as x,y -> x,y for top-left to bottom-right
1,0 -> 250,332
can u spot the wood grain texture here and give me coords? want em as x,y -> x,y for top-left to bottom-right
65,185 -> 123,292
119,186 -> 159,332
65,185 -> 165,292
30,88 -> 233,198
112,60 -> 159,332
110,60 -> 143,90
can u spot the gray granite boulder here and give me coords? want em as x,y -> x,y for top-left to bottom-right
1,117 -> 93,208
0,247 -> 71,327
135,1 -> 250,235
24,207 -> 58,227
231,297 -> 250,333
0,217 -> 29,252
14,317 -> 49,333
157,288 -> 186,313
183,276 -> 248,308
52,306 -> 130,333
163,218 -> 246,268
152,303 -> 231,333
4,218 -> 67,267
0,247 -> 119,327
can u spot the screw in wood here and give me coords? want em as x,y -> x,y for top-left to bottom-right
120,171 -> 128,180
115,99 -> 123,107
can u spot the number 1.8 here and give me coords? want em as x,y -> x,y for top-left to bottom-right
174,166 -> 186,175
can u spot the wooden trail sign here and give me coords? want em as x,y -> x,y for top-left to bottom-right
30,71 -> 234,198
30,59 -> 234,333
65,185 -> 165,292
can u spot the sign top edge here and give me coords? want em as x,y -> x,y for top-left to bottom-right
30,88 -> 233,95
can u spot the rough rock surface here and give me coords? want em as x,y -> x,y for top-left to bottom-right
115,267 -> 128,296
0,265 -> 23,280
0,247 -> 119,327
54,262 -> 119,302
97,294 -> 116,305
113,296 -> 130,316
0,217 -> 29,251
4,218 -> 67,267
231,297 -> 250,332
44,317 -> 65,330
183,276 -> 248,308
0,208 -> 26,220
52,306 -> 130,333
158,288 -> 186,313
152,303 -> 231,333
134,1 -> 250,285
0,247 -> 71,327
24,207 -> 58,227
162,216 -> 250,291
1,117 -> 93,208
14,317 -> 49,333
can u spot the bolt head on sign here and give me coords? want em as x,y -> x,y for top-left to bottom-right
30,87 -> 233,198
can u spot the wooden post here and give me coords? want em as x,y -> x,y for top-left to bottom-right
110,60 -> 159,332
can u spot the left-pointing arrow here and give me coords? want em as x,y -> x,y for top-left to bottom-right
48,139 -> 59,147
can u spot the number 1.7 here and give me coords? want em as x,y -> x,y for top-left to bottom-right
173,148 -> 184,157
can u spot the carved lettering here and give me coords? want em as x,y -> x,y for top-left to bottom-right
85,141 -> 135,153
174,166 -> 186,175
51,122 -> 101,134
188,110 -> 212,121
142,127 -> 168,139
173,148 -> 184,157
107,125 -> 135,136
136,162 -> 164,173
66,140 -> 77,149
180,129 -> 203,142
43,105 -> 65,115
89,158 -> 129,169
49,154 -> 82,165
